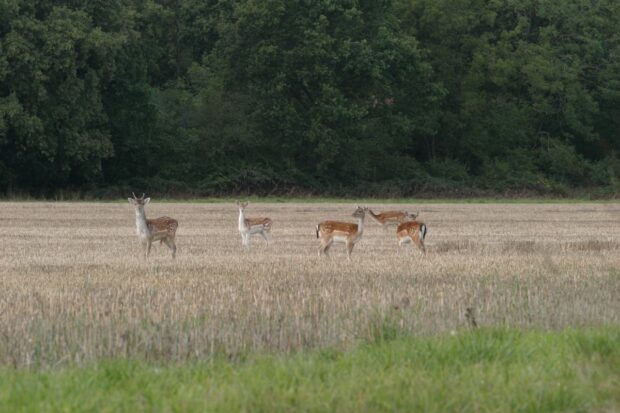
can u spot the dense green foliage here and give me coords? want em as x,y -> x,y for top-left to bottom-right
1,328 -> 619,412
1,0 -> 619,197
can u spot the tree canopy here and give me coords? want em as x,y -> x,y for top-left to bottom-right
1,0 -> 618,197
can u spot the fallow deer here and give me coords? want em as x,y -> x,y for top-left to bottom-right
128,193 -> 178,259
368,209 -> 418,230
396,219 -> 427,254
316,206 -> 367,259
237,201 -> 272,248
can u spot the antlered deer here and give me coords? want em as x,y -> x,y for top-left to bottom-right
316,206 -> 367,259
128,193 -> 178,259
396,219 -> 427,254
368,209 -> 418,230
237,201 -> 272,248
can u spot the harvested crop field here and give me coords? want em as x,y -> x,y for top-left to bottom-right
0,201 -> 619,367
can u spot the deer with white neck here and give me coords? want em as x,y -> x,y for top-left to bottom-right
128,193 -> 178,259
316,206 -> 367,260
237,201 -> 272,249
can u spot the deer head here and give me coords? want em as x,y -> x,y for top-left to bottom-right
236,200 -> 249,211
128,192 -> 150,207
407,211 -> 419,220
352,205 -> 367,219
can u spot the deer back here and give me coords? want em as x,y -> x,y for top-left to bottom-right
318,220 -> 359,237
382,211 -> 409,221
147,216 -> 178,235
396,220 -> 423,238
371,210 -> 408,223
245,217 -> 272,231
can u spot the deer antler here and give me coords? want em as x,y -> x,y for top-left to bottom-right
132,192 -> 138,199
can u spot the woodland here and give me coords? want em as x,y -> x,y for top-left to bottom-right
0,0 -> 619,197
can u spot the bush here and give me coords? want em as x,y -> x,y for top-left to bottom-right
539,139 -> 588,185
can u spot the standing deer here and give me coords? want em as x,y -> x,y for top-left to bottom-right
128,193 -> 178,259
237,201 -> 272,248
368,209 -> 418,230
396,219 -> 427,254
316,206 -> 367,259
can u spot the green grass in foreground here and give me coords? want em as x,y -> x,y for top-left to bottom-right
1,328 -> 619,413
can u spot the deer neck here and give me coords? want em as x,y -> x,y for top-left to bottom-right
135,207 -> 149,236
238,209 -> 247,232
356,215 -> 365,236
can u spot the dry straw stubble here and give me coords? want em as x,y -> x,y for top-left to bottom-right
0,202 -> 619,367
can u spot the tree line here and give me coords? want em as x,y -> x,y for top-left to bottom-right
1,0 -> 619,197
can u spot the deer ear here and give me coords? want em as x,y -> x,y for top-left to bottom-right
128,198 -> 134,204
144,197 -> 151,205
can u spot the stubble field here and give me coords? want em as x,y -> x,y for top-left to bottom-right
1,201 -> 619,369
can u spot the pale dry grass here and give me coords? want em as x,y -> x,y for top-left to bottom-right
0,202 -> 619,367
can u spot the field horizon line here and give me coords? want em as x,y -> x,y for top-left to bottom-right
1,196 -> 619,204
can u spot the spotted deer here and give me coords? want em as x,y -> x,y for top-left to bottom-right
368,209 -> 418,230
396,219 -> 427,254
316,206 -> 367,259
237,201 -> 272,248
128,193 -> 178,259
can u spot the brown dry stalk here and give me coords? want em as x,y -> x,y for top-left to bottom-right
0,202 -> 619,367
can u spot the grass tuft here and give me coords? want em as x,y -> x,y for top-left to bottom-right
1,328 -> 618,412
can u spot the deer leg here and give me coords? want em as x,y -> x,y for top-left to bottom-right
413,235 -> 426,255
324,240 -> 333,256
398,236 -> 413,255
318,238 -> 332,257
346,240 -> 354,260
145,240 -> 152,258
260,231 -> 270,245
164,238 -> 177,259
